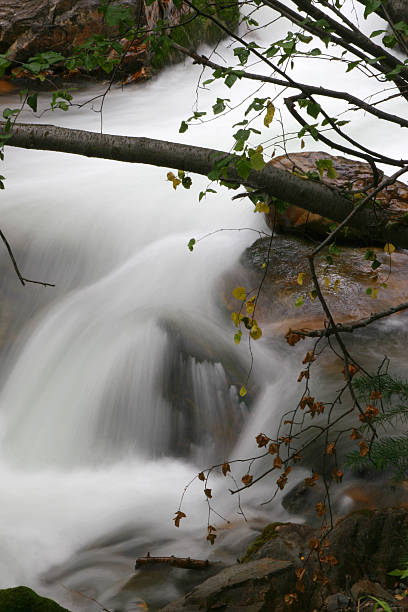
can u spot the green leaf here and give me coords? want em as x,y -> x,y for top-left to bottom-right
249,151 -> 265,171
235,156 -> 252,180
2,108 -> 19,119
225,72 -> 237,88
212,98 -> 229,115
179,121 -> 188,133
27,93 -> 38,112
295,296 -> 304,307
364,0 -> 382,18
182,176 -> 192,189
234,330 -> 242,344
188,238 -> 196,251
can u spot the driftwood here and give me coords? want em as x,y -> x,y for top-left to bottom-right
135,554 -> 210,570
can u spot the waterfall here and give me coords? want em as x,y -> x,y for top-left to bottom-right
0,3 -> 406,610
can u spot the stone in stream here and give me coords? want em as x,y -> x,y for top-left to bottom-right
265,151 -> 408,243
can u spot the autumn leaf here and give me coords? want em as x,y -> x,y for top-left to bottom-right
198,471 -> 205,481
326,441 -> 336,455
241,473 -> 253,486
309,537 -> 321,551
350,428 -> 362,440
173,510 -> 186,527
273,455 -> 282,469
207,532 -> 216,545
232,286 -> 246,300
384,242 -> 396,254
370,390 -> 382,400
285,329 -> 305,346
296,579 -> 305,593
268,442 -> 279,455
359,440 -> 369,456
204,488 -> 212,498
302,351 -> 316,364
250,323 -> 262,340
295,568 -> 306,580
297,369 -> 309,382
254,201 -> 270,214
277,474 -> 288,489
256,433 -> 270,447
222,462 -> 231,476
167,171 -> 181,190
297,272 -> 305,285
239,385 -> 247,397
331,468 -> 343,483
342,363 -> 359,380
264,101 -> 275,127
231,311 -> 242,327
315,502 -> 326,517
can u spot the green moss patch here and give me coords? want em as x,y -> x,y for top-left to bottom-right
240,522 -> 284,563
0,586 -> 71,611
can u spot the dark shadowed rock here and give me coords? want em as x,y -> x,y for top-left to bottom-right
160,558 -> 295,612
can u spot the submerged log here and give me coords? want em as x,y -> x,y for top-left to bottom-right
135,554 -> 210,570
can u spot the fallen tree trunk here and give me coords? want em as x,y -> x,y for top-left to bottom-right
135,555 -> 210,570
4,121 -> 408,248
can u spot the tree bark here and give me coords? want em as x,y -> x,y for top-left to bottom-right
4,121 -> 408,248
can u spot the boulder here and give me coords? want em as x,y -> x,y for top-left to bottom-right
222,232 -> 408,335
160,558 -> 296,612
0,586 -> 70,611
265,151 -> 408,243
0,0 -> 239,82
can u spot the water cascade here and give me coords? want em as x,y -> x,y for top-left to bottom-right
0,4 -> 406,610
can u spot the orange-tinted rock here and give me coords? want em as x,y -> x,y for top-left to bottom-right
266,151 -> 408,241
221,233 -> 408,336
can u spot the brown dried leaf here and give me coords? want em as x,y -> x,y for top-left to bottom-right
268,442 -> 279,455
359,440 -> 369,456
241,474 -> 253,486
198,472 -> 205,481
222,462 -> 231,477
173,510 -> 186,528
302,351 -> 316,364
285,329 -> 305,346
206,533 -> 216,545
326,441 -> 336,455
274,455 -> 283,469
315,502 -> 326,517
204,488 -> 212,498
255,433 -> 270,448
350,428 -> 362,440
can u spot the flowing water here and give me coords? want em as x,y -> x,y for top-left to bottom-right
0,4 -> 407,610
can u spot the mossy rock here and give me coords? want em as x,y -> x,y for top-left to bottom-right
240,522 -> 283,563
0,586 -> 70,612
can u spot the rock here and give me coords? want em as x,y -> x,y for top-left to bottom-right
0,0 -> 239,82
0,586 -> 70,611
326,592 -> 351,611
242,522 -> 315,566
265,151 -> 408,243
351,579 -> 394,602
326,508 -> 408,589
222,232 -> 408,335
159,558 -> 296,612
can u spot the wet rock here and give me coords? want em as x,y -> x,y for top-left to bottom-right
0,0 -> 239,82
0,586 -> 70,611
223,232 -> 408,335
265,151 -> 408,243
159,558 -> 295,612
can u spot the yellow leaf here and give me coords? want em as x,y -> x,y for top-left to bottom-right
309,290 -> 317,301
297,272 -> 305,286
239,385 -> 247,397
250,324 -> 262,340
324,276 -> 329,287
231,311 -> 242,327
264,101 -> 275,127
334,279 -> 340,292
371,288 -> 378,298
167,171 -> 181,190
246,295 -> 256,314
384,242 -> 396,254
232,286 -> 246,301
254,201 -> 270,213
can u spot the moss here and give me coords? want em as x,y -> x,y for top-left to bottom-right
0,586 -> 71,611
240,522 -> 284,563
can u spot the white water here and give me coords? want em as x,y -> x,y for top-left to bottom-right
0,3 -> 406,610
